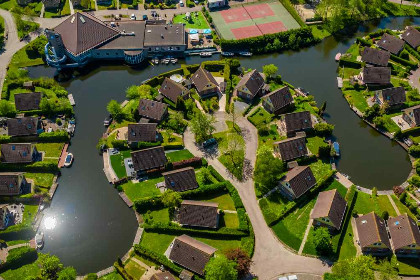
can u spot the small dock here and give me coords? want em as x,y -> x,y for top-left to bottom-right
49,183 -> 58,199
96,266 -> 115,278
68,94 -> 75,106
133,227 -> 143,245
58,144 -> 69,168
118,192 -> 133,208
337,77 -> 343,88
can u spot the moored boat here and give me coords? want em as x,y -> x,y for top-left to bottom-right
239,52 -> 252,56
35,232 -> 44,249
221,52 -> 234,57
64,153 -> 74,167
200,52 -> 212,57
333,142 -> 340,157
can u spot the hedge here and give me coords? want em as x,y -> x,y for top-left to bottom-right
237,208 -> 248,231
207,165 -> 224,182
405,44 -> 420,62
3,246 -> 37,270
114,263 -> 133,280
172,157 -> 203,169
338,57 -> 363,68
0,161 -> 59,173
345,185 -> 357,203
38,130 -> 70,142
390,54 -> 418,70
398,126 -> 420,138
143,222 -> 248,237
240,216 -> 255,257
225,181 -> 244,209
356,37 -> 373,47
134,245 -> 183,275
134,195 -> 164,212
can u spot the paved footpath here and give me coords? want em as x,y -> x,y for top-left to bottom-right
387,194 -> 401,216
184,114 -> 331,279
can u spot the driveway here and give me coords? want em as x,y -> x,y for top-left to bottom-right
184,115 -> 331,279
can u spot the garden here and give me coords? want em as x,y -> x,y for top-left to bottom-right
173,12 -> 210,29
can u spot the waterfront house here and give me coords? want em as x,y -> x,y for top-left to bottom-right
402,105 -> 420,127
278,165 -> 316,200
262,86 -> 294,114
168,234 -> 216,276
177,200 -> 219,228
159,78 -> 189,104
127,123 -> 158,146
162,167 -> 198,192
361,47 -> 390,67
0,144 -> 40,164
137,99 -> 168,123
0,173 -> 27,196
7,117 -> 42,137
143,23 -> 187,56
235,70 -> 267,101
273,136 -> 308,161
191,68 -> 219,98
388,214 -> 420,257
208,0 -> 226,9
42,0 -> 61,9
402,26 -> 420,49
311,189 -> 347,231
150,271 -> 176,280
130,146 -> 167,173
376,33 -> 405,55
14,92 -> 42,111
360,67 -> 391,85
355,212 -> 392,256
283,111 -> 313,137
376,87 -> 406,107
0,204 -> 12,230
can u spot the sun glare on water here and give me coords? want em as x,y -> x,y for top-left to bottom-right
44,216 -> 57,230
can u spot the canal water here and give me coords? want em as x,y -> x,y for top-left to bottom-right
27,16 -> 419,274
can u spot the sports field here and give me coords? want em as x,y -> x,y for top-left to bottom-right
210,1 -> 301,40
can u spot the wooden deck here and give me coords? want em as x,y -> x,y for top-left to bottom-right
96,266 -> 115,278
337,77 -> 343,88
133,227 -> 143,245
68,94 -> 75,106
58,144 -> 69,168
118,192 -> 133,208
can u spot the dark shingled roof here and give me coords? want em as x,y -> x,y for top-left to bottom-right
362,67 -> 391,84
127,123 -> 157,143
130,146 -> 167,172
7,117 -> 39,137
402,27 -> 420,49
159,78 -> 188,103
14,92 -> 42,111
311,189 -> 347,230
361,47 -> 390,67
162,167 -> 198,192
236,69 -> 265,98
388,214 -> 420,250
98,21 -> 146,50
0,173 -> 24,196
191,68 -> 218,95
144,24 -> 185,47
355,212 -> 391,249
274,136 -> 308,161
263,86 -> 293,112
282,165 -> 315,199
380,87 -> 406,106
284,111 -> 312,134
403,105 -> 420,126
53,12 -> 120,56
169,235 -> 216,276
150,271 -> 176,280
1,144 -> 35,164
178,200 -> 219,228
376,33 -> 405,55
137,99 -> 168,122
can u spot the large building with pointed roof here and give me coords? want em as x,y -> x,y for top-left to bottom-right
45,12 -> 186,69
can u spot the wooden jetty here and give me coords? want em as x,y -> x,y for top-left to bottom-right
96,266 -> 115,278
119,192 -> 133,208
133,227 -> 143,245
68,94 -> 75,106
58,144 -> 69,168
337,77 -> 343,88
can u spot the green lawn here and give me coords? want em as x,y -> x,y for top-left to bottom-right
222,212 -> 239,228
309,160 -> 332,182
35,143 -> 64,158
310,25 -> 331,40
258,124 -> 282,147
162,131 -> 183,147
247,107 -> 272,127
377,195 -> 397,217
10,38 -> 45,67
343,89 -> 369,113
214,129 -> 245,180
110,150 -> 131,179
353,192 -> 397,217
202,192 -> 236,211
391,195 -> 417,219
143,208 -> 170,224
15,17 -> 39,40
306,136 -> 328,155
337,221 -> 357,260
396,257 -> 420,276
25,173 -> 55,188
124,260 -> 146,279
99,271 -> 124,280
166,149 -> 194,162
0,262 -> 40,280
173,12 -> 210,29
121,178 -> 162,201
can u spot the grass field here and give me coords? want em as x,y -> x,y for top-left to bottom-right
222,212 -> 239,228
202,192 -> 236,211
173,12 -> 210,29
25,173 -> 55,188
99,272 -> 124,280
110,150 -> 131,179
35,143 -> 64,158
248,107 -> 272,127
0,262 -> 40,280
306,136 -> 328,156
166,149 -> 194,162
121,178 -> 162,201
125,260 -> 146,278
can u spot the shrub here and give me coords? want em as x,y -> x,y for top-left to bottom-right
38,130 -> 70,142
393,186 -> 404,196
5,247 -> 37,270
372,187 -> 377,197
225,181 -> 244,209
134,245 -> 182,275
399,191 -> 407,203
409,145 -> 420,157
143,222 -> 248,237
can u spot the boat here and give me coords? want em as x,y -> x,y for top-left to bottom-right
239,52 -> 252,57
200,52 -> 212,57
221,52 -> 234,57
335,52 -> 342,61
64,153 -> 74,167
152,58 -> 159,65
295,87 -> 310,97
333,142 -> 340,157
163,58 -> 170,65
35,232 -> 44,249
170,57 -> 177,64
342,173 -> 351,180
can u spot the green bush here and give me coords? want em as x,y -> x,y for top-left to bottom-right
143,222 -> 248,237
313,123 -> 334,137
338,58 -> 363,68
134,195 -> 164,212
225,181 -> 244,209
409,145 -> 420,157
0,161 -> 59,173
39,130 -> 69,142
237,208 -> 248,231
134,245 -> 182,275
345,185 -> 357,203
390,53 -> 418,70
5,247 -> 37,270
240,216 -> 255,257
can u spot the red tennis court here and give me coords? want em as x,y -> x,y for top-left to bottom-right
220,7 -> 251,23
257,21 -> 287,35
244,3 -> 275,19
231,25 -> 263,39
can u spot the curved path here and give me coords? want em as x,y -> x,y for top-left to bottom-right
184,114 -> 331,279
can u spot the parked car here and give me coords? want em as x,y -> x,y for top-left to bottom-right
142,15 -> 148,20
403,137 -> 413,147
203,138 -> 217,148
179,0 -> 184,6
151,10 -> 157,17
130,14 -> 136,20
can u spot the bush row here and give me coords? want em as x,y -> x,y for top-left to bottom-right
38,130 -> 70,142
134,245 -> 183,275
240,216 -> 255,257
114,262 -> 133,280
356,37 -> 373,47
0,161 -> 59,173
404,44 -> 420,63
3,246 -> 37,271
237,208 -> 248,231
345,185 -> 357,203
172,157 -> 204,169
338,57 -> 363,68
390,54 -> 418,70
207,165 -> 225,182
143,222 -> 248,237
225,181 -> 244,209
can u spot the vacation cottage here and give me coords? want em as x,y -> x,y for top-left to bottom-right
311,189 -> 347,231
376,33 -> 405,55
402,26 -> 420,49
191,67 -> 219,98
176,200 -> 219,229
0,144 -> 41,164
14,92 -> 42,112
262,86 -> 294,115
388,214 -> 420,257
273,135 -> 309,161
162,167 -> 199,192
127,123 -> 158,147
7,117 -> 43,138
278,165 -> 316,201
375,87 -> 406,107
159,78 -> 189,104
235,70 -> 268,101
402,105 -> 420,128
137,99 -> 168,123
361,47 -> 390,67
130,146 -> 167,174
0,173 -> 29,196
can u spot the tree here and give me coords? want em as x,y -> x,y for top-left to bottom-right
254,146 -> 285,192
167,111 -> 187,133
262,64 -> 278,80
0,100 -> 16,117
79,0 -> 91,8
107,100 -> 125,122
126,85 -> 139,100
219,132 -> 244,168
204,255 -> 238,280
372,187 -> 377,197
37,253 -> 64,280
312,227 -> 332,256
189,111 -> 216,143
229,103 -> 240,133
225,248 -> 252,278
138,84 -> 153,99
313,123 -> 334,137
57,267 -> 77,280
319,101 -> 327,116
161,189 -> 182,208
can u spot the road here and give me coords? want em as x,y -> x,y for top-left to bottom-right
184,113 -> 331,279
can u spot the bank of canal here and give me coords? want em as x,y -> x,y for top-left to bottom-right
27,16 -> 419,274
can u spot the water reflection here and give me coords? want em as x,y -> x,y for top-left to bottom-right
43,216 -> 57,230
